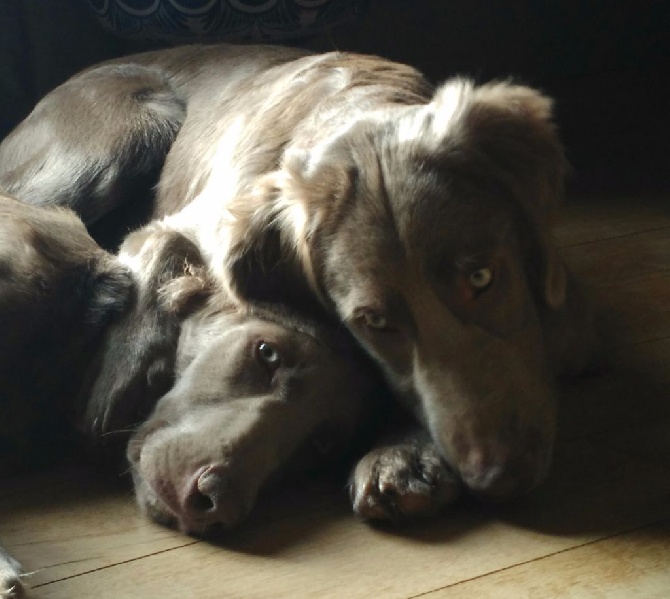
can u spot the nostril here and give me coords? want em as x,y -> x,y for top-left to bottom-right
188,487 -> 215,514
173,464 -> 248,534
181,465 -> 224,517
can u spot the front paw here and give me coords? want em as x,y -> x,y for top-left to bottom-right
349,441 -> 461,521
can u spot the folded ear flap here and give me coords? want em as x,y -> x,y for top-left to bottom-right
80,228 -> 210,439
84,258 -> 136,328
426,79 -> 569,309
225,143 -> 355,316
224,174 -> 297,302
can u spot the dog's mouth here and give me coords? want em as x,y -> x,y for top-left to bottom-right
439,429 -> 554,501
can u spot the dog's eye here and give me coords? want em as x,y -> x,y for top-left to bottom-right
469,267 -> 493,291
359,311 -> 388,330
255,341 -> 281,369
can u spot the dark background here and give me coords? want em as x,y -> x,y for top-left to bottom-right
1,0 -> 668,196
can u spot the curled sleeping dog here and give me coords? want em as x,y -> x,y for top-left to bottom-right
0,44 -> 597,521
0,196 -> 378,596
0,192 -> 133,597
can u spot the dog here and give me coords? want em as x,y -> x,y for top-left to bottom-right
0,43 -> 597,522
105,223 -> 380,537
0,192 -> 133,473
0,191 -> 133,597
0,197 -> 379,597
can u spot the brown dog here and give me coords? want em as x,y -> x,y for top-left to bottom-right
0,198 -> 378,597
0,44 -> 597,521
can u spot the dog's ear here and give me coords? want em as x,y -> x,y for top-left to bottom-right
84,257 -> 136,328
425,79 -> 569,309
81,228 -> 210,439
225,142 -> 356,315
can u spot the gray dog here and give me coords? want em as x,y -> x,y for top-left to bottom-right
0,44 -> 597,524
0,195 -> 378,598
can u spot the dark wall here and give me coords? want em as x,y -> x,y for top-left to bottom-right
1,0 -> 668,194
308,0 -> 669,194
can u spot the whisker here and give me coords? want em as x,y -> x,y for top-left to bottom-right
100,429 -> 138,437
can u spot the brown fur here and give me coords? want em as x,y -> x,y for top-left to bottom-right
0,44 -> 598,524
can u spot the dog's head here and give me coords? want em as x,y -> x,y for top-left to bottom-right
226,80 -> 568,500
0,193 -> 133,467
127,298 -> 376,535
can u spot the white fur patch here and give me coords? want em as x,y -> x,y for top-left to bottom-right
280,198 -> 309,245
117,245 -> 145,274
430,78 -> 474,137
156,116 -> 249,285
396,105 -> 431,144
396,78 -> 475,148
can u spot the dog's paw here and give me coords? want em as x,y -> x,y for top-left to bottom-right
0,552 -> 28,599
349,441 -> 462,521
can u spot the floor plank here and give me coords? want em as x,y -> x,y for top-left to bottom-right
14,427 -> 670,598
0,470 -> 193,586
558,337 -> 670,442
555,195 -> 670,248
422,521 -> 670,599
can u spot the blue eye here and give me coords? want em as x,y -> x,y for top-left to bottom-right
255,341 -> 281,368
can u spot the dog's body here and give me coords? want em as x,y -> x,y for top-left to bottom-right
0,192 -> 134,474
0,195 -> 379,597
0,192 -> 134,597
0,44 -> 597,525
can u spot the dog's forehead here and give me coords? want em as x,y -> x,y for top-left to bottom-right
178,307 -> 345,372
345,143 -> 512,265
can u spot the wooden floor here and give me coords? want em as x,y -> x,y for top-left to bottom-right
2,193 -> 669,598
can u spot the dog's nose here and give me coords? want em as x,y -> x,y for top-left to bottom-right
179,464 -> 230,527
459,450 -> 550,501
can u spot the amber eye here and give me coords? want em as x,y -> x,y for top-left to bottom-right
255,341 -> 281,369
468,267 -> 494,291
359,311 -> 388,330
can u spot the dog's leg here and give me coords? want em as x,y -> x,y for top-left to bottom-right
0,548 -> 27,599
349,427 -> 462,521
0,63 -> 185,227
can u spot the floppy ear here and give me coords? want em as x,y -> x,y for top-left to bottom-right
427,79 -> 569,309
225,141 -> 356,316
81,227 -> 210,439
84,257 -> 136,328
